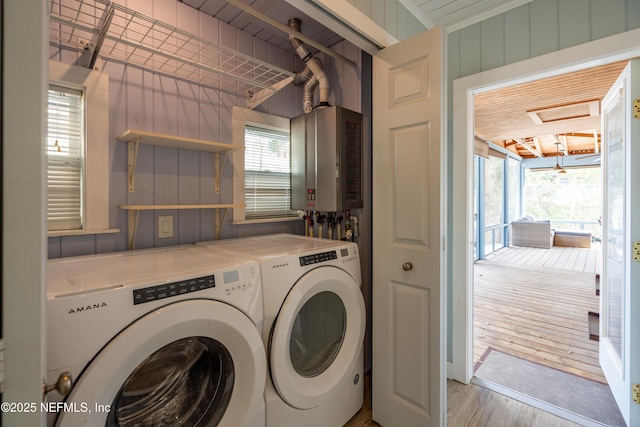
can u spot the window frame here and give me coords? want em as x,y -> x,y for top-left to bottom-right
47,85 -> 84,231
48,60 -> 114,236
232,106 -> 302,224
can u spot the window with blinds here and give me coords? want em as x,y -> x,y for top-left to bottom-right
244,125 -> 298,219
47,85 -> 83,231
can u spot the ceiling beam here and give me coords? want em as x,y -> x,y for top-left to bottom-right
532,137 -> 542,155
282,0 -> 396,54
559,134 -> 569,155
513,138 -> 542,158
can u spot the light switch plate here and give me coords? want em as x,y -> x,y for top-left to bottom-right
158,215 -> 173,238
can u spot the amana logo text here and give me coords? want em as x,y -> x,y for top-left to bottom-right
272,263 -> 289,269
68,302 -> 108,314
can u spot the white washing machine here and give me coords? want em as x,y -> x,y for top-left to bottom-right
198,234 -> 366,427
46,245 -> 266,427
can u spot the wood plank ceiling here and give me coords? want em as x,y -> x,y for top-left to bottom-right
474,60 -> 629,159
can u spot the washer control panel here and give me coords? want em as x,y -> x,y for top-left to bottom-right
133,275 -> 215,305
223,265 -> 258,295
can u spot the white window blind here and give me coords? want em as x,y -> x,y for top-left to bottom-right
244,125 -> 297,219
47,85 -> 83,231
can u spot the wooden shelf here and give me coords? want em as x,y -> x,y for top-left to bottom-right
119,204 -> 243,211
116,129 -> 240,153
117,129 -> 242,194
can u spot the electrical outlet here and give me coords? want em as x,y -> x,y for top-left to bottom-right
158,216 -> 173,238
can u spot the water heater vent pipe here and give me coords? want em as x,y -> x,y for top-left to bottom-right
288,18 -> 329,113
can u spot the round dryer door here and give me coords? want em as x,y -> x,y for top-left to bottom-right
55,300 -> 265,427
269,266 -> 366,410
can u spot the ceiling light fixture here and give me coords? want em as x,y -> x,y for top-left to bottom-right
554,142 -> 571,185
553,142 -> 566,172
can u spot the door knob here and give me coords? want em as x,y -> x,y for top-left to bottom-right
402,262 -> 413,271
43,372 -> 73,397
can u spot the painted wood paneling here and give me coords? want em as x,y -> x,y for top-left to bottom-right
530,0 -> 559,57
385,0 -> 398,38
630,0 -> 640,30
480,15 -> 505,71
458,24 -> 482,77
558,0 -> 590,50
504,6 -> 530,64
592,0 -> 626,40
48,0 -> 370,257
348,0 -> 426,42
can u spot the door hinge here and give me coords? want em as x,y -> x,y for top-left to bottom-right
633,384 -> 640,404
633,242 -> 640,262
634,99 -> 640,119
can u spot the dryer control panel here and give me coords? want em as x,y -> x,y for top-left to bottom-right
133,275 -> 215,305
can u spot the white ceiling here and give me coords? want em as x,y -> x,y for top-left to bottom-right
404,0 -> 534,32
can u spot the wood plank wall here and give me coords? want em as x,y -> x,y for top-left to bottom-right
47,0 -> 364,258
347,0 -> 426,42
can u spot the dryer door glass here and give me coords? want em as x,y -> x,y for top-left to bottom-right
106,337 -> 234,426
290,291 -> 346,377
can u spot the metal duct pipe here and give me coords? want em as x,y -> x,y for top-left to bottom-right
288,18 -> 329,113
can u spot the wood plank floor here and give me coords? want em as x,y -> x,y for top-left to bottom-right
484,244 -> 601,275
475,245 -> 604,383
344,374 -> 580,426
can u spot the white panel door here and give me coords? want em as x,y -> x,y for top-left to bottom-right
600,58 -> 640,427
372,27 -> 445,427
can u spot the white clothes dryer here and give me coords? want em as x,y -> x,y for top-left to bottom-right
46,245 -> 266,427
198,234 -> 366,427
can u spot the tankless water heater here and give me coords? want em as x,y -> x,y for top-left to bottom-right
291,106 -> 363,212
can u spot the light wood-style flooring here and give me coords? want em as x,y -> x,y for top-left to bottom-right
345,374 -> 580,426
483,244 -> 601,275
476,244 -> 604,383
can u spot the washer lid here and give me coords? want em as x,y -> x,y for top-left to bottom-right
53,299 -> 266,427
269,266 -> 366,410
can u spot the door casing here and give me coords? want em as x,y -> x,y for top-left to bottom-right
450,28 -> 640,384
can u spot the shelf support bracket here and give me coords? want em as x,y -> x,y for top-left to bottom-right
214,150 -> 228,195
89,4 -> 115,69
127,209 -> 141,250
215,208 -> 229,240
128,138 -> 141,193
75,3 -> 114,69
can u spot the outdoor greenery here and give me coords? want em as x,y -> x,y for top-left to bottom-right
523,166 -> 602,239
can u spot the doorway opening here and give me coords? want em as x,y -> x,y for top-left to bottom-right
450,28 -> 640,427
468,61 -> 620,380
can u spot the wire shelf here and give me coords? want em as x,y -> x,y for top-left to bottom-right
49,0 -> 294,103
